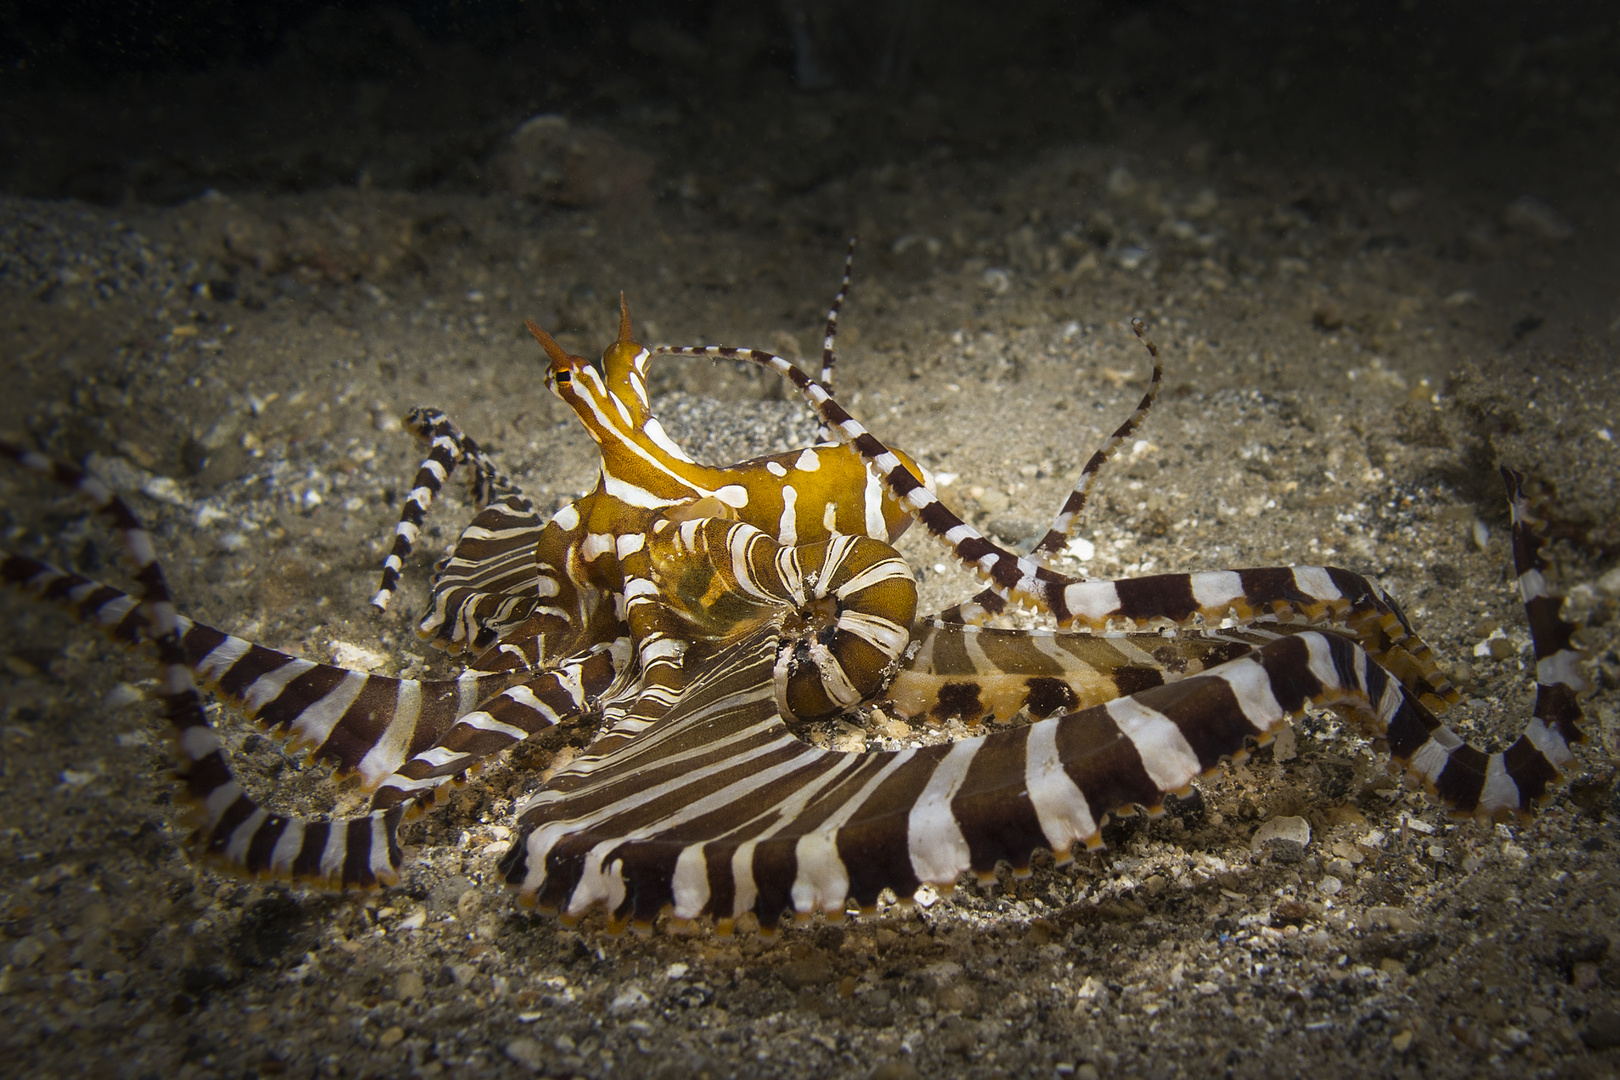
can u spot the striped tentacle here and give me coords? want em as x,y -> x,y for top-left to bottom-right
646,517 -> 917,720
3,548 -> 631,850
497,617 -> 1486,936
1,549 -> 153,646
813,236 -> 859,441
612,516 -> 698,724
1376,467 -> 1586,817
1,444 -> 641,888
1042,565 -> 1458,712
551,646 -> 661,766
180,624 -> 520,791
1483,467 -> 1587,806
0,546 -> 523,791
373,407 -> 515,612
944,317 -> 1162,623
888,621 -> 1267,724
820,236 -> 857,389
370,638 -> 622,815
1,440 -> 404,887
1027,318 -> 1164,565
413,493 -> 547,654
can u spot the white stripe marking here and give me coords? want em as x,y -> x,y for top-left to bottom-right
1025,719 -> 1098,852
1063,580 -> 1123,623
671,844 -> 711,920
907,739 -> 980,884
1105,696 -> 1201,793
1190,571 -> 1245,612
1478,753 -> 1519,813
287,669 -> 369,748
1207,657 -> 1285,733
196,635 -> 252,681
778,485 -> 798,546
863,467 -> 886,538
357,680 -> 424,788
1290,566 -> 1341,602
243,659 -> 318,712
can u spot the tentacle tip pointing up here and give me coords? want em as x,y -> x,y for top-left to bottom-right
617,292 -> 633,343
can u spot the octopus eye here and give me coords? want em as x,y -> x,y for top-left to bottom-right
554,370 -> 572,386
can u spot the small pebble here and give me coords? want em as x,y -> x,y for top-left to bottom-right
330,641 -> 386,671
504,1036 -> 545,1072
1251,815 -> 1311,852
105,683 -> 146,708
608,986 -> 649,1015
980,267 -> 1011,295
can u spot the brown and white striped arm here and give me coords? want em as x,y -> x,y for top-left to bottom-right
1,441 -> 402,887
888,621 -> 1268,723
939,317 -> 1164,629
413,493 -> 548,653
1032,318 -> 1164,558
499,584 -> 1571,936
1496,467 -> 1586,781
0,443 -> 629,888
0,549 -> 523,788
1,544 -> 641,878
817,236 -> 858,398
373,407 -> 517,612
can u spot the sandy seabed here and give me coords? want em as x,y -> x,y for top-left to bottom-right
1,124 -> 1618,1080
